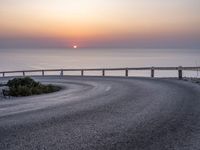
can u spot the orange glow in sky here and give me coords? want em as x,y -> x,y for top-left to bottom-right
0,0 -> 199,48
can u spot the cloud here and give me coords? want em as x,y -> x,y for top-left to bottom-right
0,34 -> 199,49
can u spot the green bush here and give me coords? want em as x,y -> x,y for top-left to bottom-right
7,77 -> 61,97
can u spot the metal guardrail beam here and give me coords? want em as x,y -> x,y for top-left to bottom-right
0,66 -> 200,79
0,66 -> 200,74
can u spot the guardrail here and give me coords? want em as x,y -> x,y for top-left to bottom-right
0,66 -> 199,79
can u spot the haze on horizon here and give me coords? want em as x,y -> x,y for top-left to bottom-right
0,0 -> 200,49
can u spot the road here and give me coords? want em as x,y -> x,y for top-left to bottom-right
0,76 -> 200,150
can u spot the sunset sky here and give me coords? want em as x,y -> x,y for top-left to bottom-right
0,0 -> 200,48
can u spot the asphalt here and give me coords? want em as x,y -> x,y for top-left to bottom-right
0,76 -> 200,150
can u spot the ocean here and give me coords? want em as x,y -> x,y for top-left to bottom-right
0,49 -> 200,77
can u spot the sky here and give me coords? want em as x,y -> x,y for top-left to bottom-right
0,0 -> 200,49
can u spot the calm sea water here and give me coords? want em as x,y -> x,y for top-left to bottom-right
0,49 -> 200,77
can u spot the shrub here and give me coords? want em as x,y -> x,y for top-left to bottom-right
6,77 -> 61,97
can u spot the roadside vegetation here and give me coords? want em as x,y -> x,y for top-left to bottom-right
5,77 -> 61,97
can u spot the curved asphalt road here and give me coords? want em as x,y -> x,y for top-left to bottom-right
0,76 -> 200,150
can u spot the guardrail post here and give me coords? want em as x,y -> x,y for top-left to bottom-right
60,70 -> 64,76
42,70 -> 44,76
125,68 -> 129,77
151,67 -> 155,78
81,70 -> 84,76
178,66 -> 183,79
102,69 -> 105,76
23,71 -> 25,76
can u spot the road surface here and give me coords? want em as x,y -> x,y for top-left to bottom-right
0,76 -> 200,150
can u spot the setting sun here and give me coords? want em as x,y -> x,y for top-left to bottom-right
73,45 -> 77,49
0,0 -> 199,48
0,0 -> 200,150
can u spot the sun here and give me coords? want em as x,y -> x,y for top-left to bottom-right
73,45 -> 77,49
